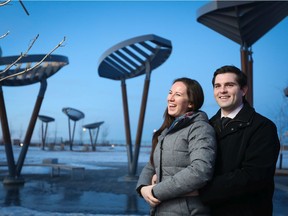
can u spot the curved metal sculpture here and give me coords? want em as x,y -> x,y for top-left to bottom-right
62,107 -> 85,150
82,121 -> 104,151
0,54 -> 68,185
38,115 -> 55,150
98,34 -> 172,80
98,34 -> 172,178
0,54 -> 68,86
197,1 -> 288,106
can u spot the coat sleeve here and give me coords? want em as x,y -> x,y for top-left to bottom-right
152,122 -> 217,201
135,162 -> 155,196
200,118 -> 280,203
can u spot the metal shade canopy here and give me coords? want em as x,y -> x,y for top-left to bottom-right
38,115 -> 55,123
83,121 -> 104,151
83,121 -> 104,130
62,107 -> 85,151
284,87 -> 288,97
62,107 -> 85,121
0,53 -> 69,184
98,34 -> 172,80
197,1 -> 288,47
196,0 -> 288,106
0,54 -> 69,86
98,34 -> 172,178
38,115 -> 55,150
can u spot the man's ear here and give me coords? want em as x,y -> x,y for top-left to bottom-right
242,85 -> 248,96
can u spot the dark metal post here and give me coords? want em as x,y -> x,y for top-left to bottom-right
132,62 -> 151,175
16,79 -> 47,176
93,127 -> 101,151
88,129 -> 95,151
241,44 -> 253,106
248,48 -> 253,106
121,79 -> 133,175
71,120 -> 77,150
68,118 -> 72,150
0,86 -> 16,177
41,121 -> 49,150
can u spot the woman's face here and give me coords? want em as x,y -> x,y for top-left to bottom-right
167,81 -> 192,117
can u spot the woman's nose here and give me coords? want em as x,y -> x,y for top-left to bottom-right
168,94 -> 174,101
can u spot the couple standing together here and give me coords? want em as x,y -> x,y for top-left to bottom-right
136,65 -> 280,216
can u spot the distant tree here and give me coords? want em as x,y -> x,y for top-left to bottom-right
275,93 -> 288,169
101,125 -> 109,145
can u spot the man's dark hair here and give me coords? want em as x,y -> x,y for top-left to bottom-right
212,65 -> 247,88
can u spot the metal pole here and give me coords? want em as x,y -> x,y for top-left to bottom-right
68,118 -> 72,150
88,129 -> 94,151
0,86 -> 16,177
71,120 -> 76,150
121,79 -> 133,175
240,44 -> 253,106
43,122 -> 49,149
94,127 -> 100,151
16,79 -> 47,176
132,62 -> 151,175
247,47 -> 253,107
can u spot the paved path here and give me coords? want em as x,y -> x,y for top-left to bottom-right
0,163 -> 287,215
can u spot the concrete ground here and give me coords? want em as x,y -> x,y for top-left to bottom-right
0,163 -> 287,215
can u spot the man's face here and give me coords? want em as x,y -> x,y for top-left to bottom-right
213,73 -> 247,116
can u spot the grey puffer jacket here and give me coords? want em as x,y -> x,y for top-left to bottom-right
136,111 -> 216,216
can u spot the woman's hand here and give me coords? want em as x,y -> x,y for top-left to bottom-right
141,185 -> 161,207
151,174 -> 157,185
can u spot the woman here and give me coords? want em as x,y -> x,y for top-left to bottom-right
136,77 -> 216,215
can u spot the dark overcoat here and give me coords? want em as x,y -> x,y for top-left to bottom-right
200,101 -> 280,216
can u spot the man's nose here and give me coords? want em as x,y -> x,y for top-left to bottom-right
220,86 -> 227,92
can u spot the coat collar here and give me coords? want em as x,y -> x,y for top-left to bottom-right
210,101 -> 255,135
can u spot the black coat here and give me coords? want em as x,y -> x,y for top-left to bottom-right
200,101 -> 280,216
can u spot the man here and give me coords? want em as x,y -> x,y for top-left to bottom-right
200,65 -> 280,216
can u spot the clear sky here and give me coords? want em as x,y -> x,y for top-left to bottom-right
1,0 -> 288,145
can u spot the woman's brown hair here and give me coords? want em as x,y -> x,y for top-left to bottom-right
149,77 -> 204,165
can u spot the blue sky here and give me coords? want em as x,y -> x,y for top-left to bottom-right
1,0 -> 288,145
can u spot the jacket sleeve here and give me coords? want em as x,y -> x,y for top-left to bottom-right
152,122 -> 217,201
135,162 -> 155,196
200,119 -> 280,203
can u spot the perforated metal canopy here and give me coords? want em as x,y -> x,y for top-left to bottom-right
38,115 -> 55,123
0,54 -> 69,86
197,1 -> 288,47
83,121 -> 104,130
62,107 -> 85,121
97,34 -> 172,177
98,34 -> 172,80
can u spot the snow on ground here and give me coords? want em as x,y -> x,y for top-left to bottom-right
0,145 -> 287,216
0,144 -> 151,174
0,145 -> 151,216
0,207 -> 143,216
